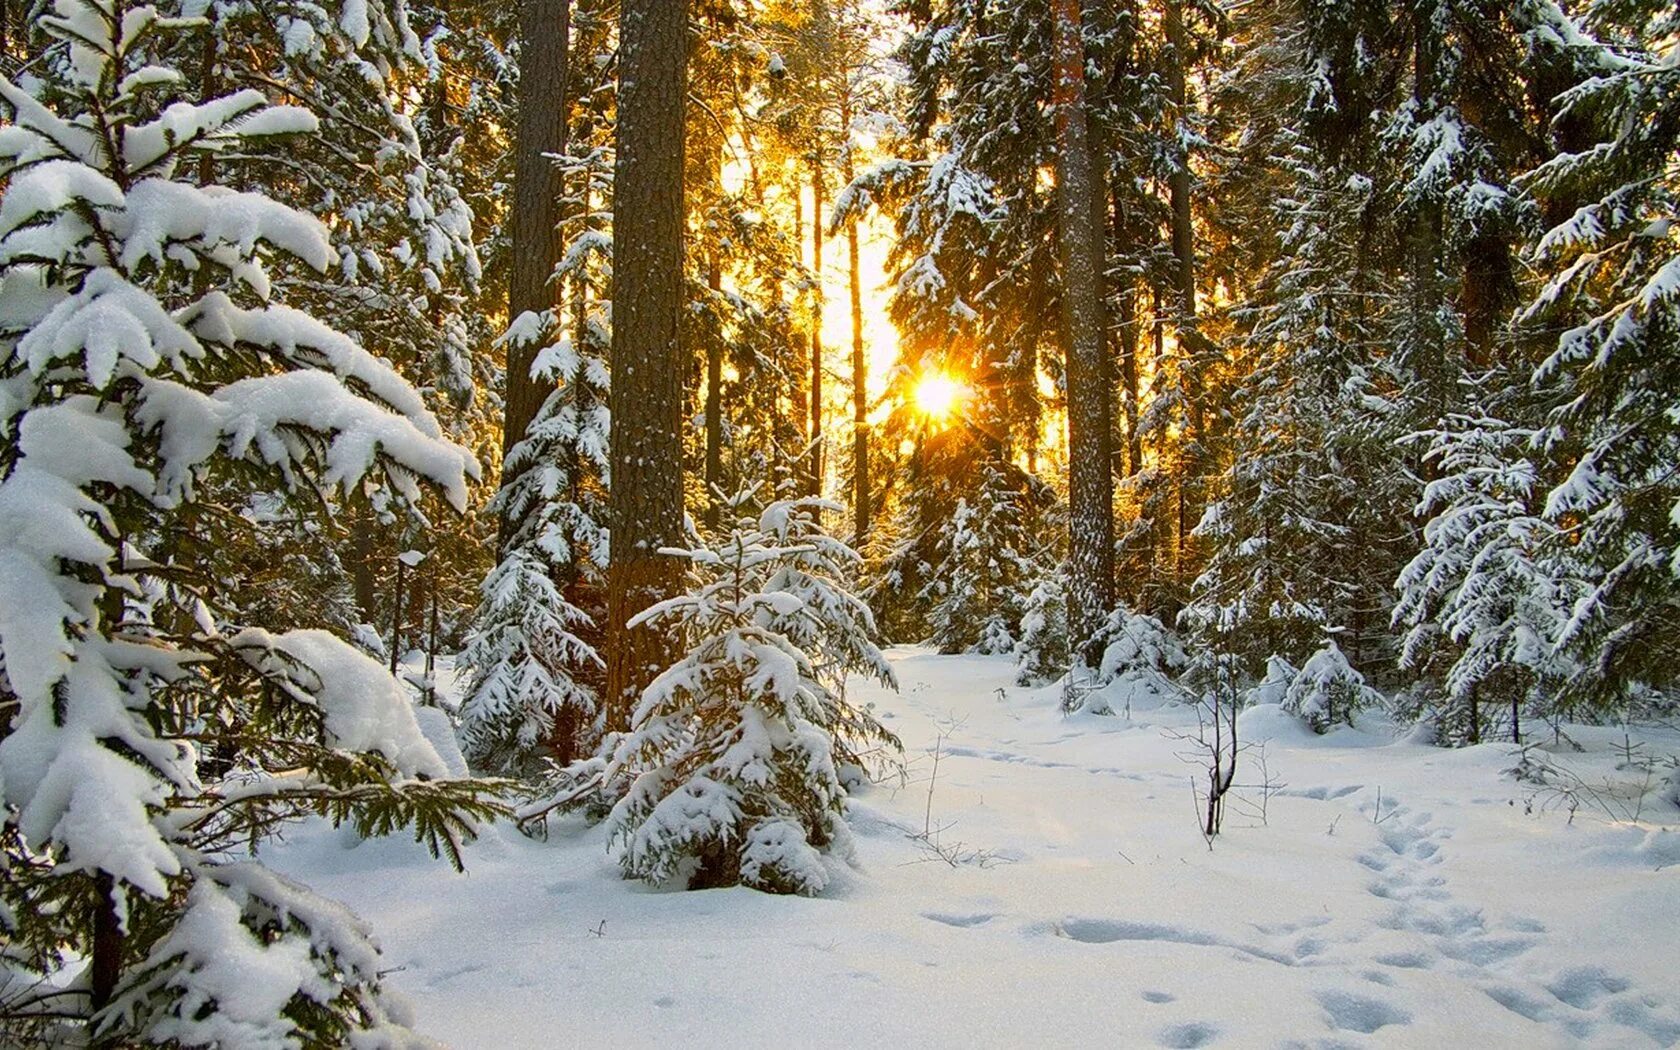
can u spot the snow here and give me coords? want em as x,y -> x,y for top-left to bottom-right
272,649 -> 1680,1048
234,628 -> 449,778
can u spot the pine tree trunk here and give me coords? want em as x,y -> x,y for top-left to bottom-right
1407,0 -> 1448,412
1053,0 -> 1115,661
810,164 -> 826,497
89,873 -> 122,1040
500,0 -> 572,551
704,252 -> 724,529
1164,0 -> 1207,496
792,188 -> 812,489
1110,188 -> 1142,477
843,94 -> 870,544
605,0 -> 689,732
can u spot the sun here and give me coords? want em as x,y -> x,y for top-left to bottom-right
913,371 -> 967,422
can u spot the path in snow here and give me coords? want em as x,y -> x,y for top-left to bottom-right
277,649 -> 1680,1048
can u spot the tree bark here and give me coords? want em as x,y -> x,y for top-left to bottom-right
842,93 -> 870,544
1053,0 -> 1115,661
605,0 -> 689,731
1164,0 -> 1206,443
704,251 -> 724,529
1408,0 -> 1449,412
809,163 -> 826,497
89,873 -> 122,1039
500,0 -> 572,551
791,187 -> 811,486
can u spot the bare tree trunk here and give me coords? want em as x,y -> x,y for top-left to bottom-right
810,163 -> 826,497
1164,0 -> 1203,441
1053,0 -> 1115,662
500,0 -> 572,551
842,93 -> 870,544
792,187 -> 812,489
89,873 -> 122,1043
704,251 -> 724,529
605,0 -> 689,731
1110,189 -> 1142,477
1407,0 -> 1449,413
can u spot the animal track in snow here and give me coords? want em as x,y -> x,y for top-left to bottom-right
1049,918 -> 1296,966
1156,1020 -> 1220,1048
1315,990 -> 1410,1034
1350,793 -> 1679,1047
923,911 -> 998,928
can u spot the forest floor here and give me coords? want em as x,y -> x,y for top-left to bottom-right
274,648 -> 1680,1049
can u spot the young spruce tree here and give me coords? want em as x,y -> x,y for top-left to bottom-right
0,3 -> 500,1042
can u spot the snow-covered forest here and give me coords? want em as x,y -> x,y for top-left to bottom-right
2,0 -> 1677,1046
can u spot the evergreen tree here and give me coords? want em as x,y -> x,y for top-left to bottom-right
1394,410 -> 1576,742
923,460 -> 1038,655
0,3 -> 499,1041
607,494 -> 898,894
1283,640 -> 1385,732
1015,567 -> 1070,686
1516,0 -> 1680,703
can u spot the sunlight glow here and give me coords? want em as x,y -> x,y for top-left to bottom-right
913,372 -> 967,423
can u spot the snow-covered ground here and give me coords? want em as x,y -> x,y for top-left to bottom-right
275,649 -> 1680,1048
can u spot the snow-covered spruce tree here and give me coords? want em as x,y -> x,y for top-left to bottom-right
457,304 -> 611,775
0,3 -> 500,1042
1282,640 -> 1385,733
1014,566 -> 1069,687
1393,410 -> 1577,743
923,459 -> 1036,655
607,494 -> 899,895
1515,2 -> 1680,706
1184,127 -> 1409,674
1064,606 -> 1189,715
1244,653 -> 1299,707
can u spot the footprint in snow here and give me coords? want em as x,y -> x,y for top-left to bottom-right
1315,990 -> 1410,1034
1156,1021 -> 1220,1048
923,911 -> 997,928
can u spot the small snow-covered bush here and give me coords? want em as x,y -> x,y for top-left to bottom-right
1096,608 -> 1189,682
1244,655 -> 1299,707
1064,607 -> 1188,714
607,495 -> 900,895
1015,570 -> 1069,686
1283,641 -> 1384,732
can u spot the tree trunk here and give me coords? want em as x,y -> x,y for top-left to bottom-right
792,188 -> 811,489
500,0 -> 572,551
704,252 -> 724,529
809,163 -> 826,497
1164,0 -> 1206,443
843,94 -> 870,544
1407,0 -> 1448,412
1053,0 -> 1115,662
1110,188 -> 1142,477
89,873 -> 122,1040
605,0 -> 689,731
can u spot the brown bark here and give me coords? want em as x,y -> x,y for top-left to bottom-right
605,0 -> 689,731
704,251 -> 724,529
843,94 -> 869,544
89,873 -> 122,1037
1053,0 -> 1115,661
791,187 -> 811,484
1408,0 -> 1449,410
1164,0 -> 1207,444
500,0 -> 573,551
809,164 -> 826,496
